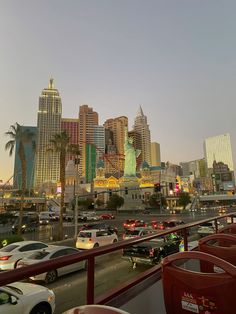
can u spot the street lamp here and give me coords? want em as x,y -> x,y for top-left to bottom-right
74,156 -> 80,239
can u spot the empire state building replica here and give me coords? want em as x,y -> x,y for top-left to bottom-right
34,78 -> 62,190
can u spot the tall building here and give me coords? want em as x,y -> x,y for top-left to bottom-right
78,105 -> 98,180
204,133 -> 234,171
34,78 -> 62,189
94,125 -> 105,160
103,116 -> 128,155
180,159 -> 206,178
61,118 -> 79,165
151,142 -> 161,167
13,126 -> 37,191
133,106 -> 151,164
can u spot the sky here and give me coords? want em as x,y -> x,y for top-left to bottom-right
1,0 -> 236,183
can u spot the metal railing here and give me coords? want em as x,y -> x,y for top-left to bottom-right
0,212 -> 235,306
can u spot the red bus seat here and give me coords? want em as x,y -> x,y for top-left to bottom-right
162,251 -> 236,314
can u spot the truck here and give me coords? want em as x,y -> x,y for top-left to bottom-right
122,233 -> 182,268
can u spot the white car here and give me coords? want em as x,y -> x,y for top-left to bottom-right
0,281 -> 55,314
197,221 -> 224,237
0,241 -> 48,270
17,245 -> 86,283
83,212 -> 100,221
76,229 -> 118,249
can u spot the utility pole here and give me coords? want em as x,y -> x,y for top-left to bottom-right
74,156 -> 80,239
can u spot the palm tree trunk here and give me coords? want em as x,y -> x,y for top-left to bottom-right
59,152 -> 66,240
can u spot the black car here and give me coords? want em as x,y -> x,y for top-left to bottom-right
123,233 -> 182,268
12,213 -> 39,234
80,222 -> 118,234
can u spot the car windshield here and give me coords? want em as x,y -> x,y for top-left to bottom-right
200,222 -> 213,227
79,232 -> 92,238
0,244 -> 19,252
28,251 -> 50,260
126,220 -> 135,223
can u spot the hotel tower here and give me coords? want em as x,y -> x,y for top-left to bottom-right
34,78 -> 62,189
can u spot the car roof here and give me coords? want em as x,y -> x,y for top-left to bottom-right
79,229 -> 110,232
11,240 -> 46,246
38,245 -> 79,253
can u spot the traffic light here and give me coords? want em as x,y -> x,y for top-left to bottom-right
125,187 -> 128,194
154,183 -> 161,192
108,189 -> 112,197
94,191 -> 97,198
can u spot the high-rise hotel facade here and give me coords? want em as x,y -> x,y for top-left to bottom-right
133,106 -> 151,165
34,79 -> 62,189
204,133 -> 234,171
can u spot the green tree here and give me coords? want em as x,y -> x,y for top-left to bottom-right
178,192 -> 191,209
148,194 -> 160,208
107,194 -> 124,210
5,123 -> 35,235
50,131 -> 71,240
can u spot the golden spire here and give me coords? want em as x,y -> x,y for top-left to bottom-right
48,77 -> 54,89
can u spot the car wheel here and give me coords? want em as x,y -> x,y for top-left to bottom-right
45,270 -> 58,284
30,303 -> 51,314
93,243 -> 99,248
113,239 -> 118,243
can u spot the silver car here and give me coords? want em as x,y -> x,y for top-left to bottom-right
17,245 -> 86,283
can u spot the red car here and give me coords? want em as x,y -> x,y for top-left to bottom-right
100,213 -> 115,220
123,219 -> 147,229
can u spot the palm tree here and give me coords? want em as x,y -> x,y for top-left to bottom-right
5,123 -> 35,235
50,131 -> 74,240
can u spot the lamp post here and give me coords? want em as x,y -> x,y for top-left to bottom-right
74,156 -> 80,239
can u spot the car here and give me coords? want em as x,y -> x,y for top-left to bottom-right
150,220 -> 160,230
100,213 -> 115,220
123,233 -> 182,268
0,241 -> 48,270
81,212 -> 100,221
123,227 -> 154,240
226,214 -> 236,224
12,213 -> 39,234
76,229 -> 118,250
197,221 -> 224,237
39,212 -> 56,225
218,207 -> 227,214
123,219 -> 147,230
162,220 -> 185,228
17,245 -> 86,283
0,281 -> 55,314
80,223 -> 118,234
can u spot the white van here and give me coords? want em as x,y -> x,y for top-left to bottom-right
39,212 -> 56,225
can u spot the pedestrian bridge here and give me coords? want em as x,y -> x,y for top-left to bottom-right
199,194 -> 236,202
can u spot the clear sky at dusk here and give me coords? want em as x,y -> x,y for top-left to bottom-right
1,0 -> 236,182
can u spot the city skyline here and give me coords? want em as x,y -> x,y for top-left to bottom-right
1,1 -> 236,182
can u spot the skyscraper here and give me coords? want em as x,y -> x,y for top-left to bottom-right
104,116 -> 128,155
133,106 -> 151,165
13,126 -> 37,191
61,118 -> 79,166
78,105 -> 98,180
204,133 -> 234,171
151,142 -> 161,167
34,78 -> 62,189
